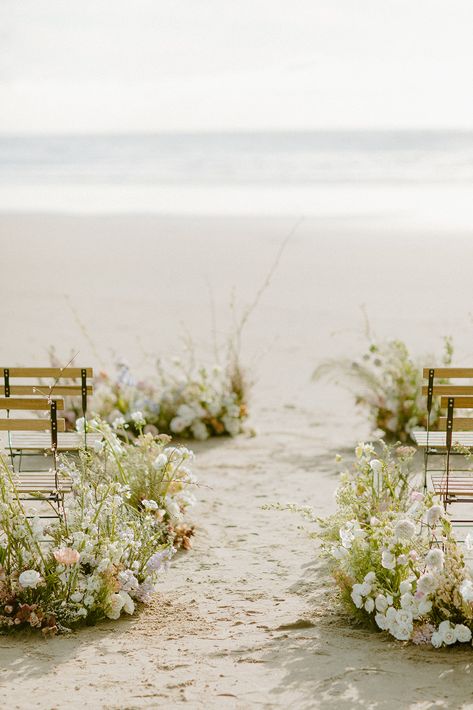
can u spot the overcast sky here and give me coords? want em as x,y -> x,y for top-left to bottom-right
1,0 -> 473,133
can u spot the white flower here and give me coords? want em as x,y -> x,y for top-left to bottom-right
375,613 -> 387,630
391,622 -> 412,641
94,439 -> 104,453
153,453 -> 168,470
381,550 -> 396,570
364,598 -> 375,613
375,594 -> 389,613
438,620 -> 457,646
394,519 -> 416,540
165,495 -> 181,521
431,631 -> 443,648
170,416 -> 187,433
118,590 -> 135,615
399,580 -> 412,594
460,579 -> 473,603
76,417 -> 86,433
369,459 -> 383,473
142,499 -> 159,511
131,411 -> 145,426
417,598 -> 433,615
364,572 -> 376,584
465,533 -> 473,551
455,624 -> 472,643
425,548 -> 444,571
18,570 -> 41,589
417,573 -> 437,595
339,521 -> 365,549
353,582 -> 371,596
397,554 -> 408,566
191,421 -> 209,440
427,505 -> 443,526
106,593 -> 125,620
112,416 -> 126,429
351,592 -> 363,609
400,593 -> 415,611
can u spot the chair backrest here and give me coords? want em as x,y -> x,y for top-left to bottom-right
0,397 -> 66,451
0,367 -> 93,420
422,368 -> 473,448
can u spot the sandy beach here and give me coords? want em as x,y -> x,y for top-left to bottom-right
1,213 -> 473,708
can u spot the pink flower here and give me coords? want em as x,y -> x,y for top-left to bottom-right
53,548 -> 80,566
410,491 -> 424,501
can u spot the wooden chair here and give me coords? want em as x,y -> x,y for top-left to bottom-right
0,367 -> 100,456
412,368 -> 473,520
0,397 -> 72,518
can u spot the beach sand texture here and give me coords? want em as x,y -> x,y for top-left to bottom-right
1,214 -> 473,708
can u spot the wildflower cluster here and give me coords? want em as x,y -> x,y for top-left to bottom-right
0,420 -> 197,635
318,442 -> 473,647
60,359 -> 248,441
314,337 -> 453,442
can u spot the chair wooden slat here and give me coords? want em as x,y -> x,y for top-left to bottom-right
0,431 -> 101,451
6,385 -> 93,396
431,475 -> 473,496
440,397 -> 473,408
0,419 -> 66,432
0,397 -> 64,410
422,385 -> 473,396
423,368 -> 473,378
438,418 -> 473,431
0,367 -> 93,378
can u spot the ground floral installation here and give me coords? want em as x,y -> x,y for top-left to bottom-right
283,442 -> 473,648
0,417 -> 196,635
314,336 -> 453,443
49,351 -> 248,441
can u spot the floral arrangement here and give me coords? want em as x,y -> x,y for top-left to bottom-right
0,419 -> 196,635
287,442 -> 473,648
313,337 -> 453,442
49,351 -> 248,441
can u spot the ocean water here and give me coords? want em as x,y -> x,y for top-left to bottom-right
0,131 -> 472,219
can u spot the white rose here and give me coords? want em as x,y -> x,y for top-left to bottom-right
438,620 -> 457,645
391,622 -> 412,641
455,624 -> 472,643
431,631 -> 443,648
18,570 -> 41,589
